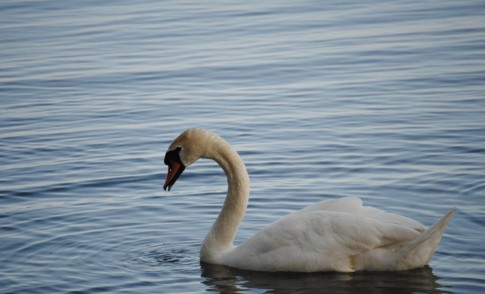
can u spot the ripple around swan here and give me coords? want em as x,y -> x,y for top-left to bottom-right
118,241 -> 199,271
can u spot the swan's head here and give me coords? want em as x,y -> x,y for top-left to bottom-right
163,128 -> 213,191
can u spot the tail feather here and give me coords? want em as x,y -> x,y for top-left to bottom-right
399,208 -> 456,268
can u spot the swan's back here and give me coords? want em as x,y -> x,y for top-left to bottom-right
301,197 -> 425,229
223,197 -> 451,272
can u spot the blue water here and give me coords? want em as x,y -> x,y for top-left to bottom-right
1,0 -> 485,293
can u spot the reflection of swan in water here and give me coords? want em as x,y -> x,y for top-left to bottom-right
201,262 -> 445,294
163,128 -> 455,272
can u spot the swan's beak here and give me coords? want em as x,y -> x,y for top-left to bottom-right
163,156 -> 185,191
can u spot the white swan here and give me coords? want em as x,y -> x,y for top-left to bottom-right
163,128 -> 455,272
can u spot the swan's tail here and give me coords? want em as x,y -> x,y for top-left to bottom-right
398,208 -> 456,269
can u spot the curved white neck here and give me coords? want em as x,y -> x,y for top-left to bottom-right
200,137 -> 250,263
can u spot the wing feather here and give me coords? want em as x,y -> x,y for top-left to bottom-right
229,197 -> 424,271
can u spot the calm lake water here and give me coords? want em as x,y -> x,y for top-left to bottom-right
1,0 -> 485,293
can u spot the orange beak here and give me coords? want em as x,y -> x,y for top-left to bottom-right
163,152 -> 185,191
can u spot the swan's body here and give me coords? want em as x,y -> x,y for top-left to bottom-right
163,128 -> 454,272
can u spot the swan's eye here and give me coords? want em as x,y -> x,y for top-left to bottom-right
164,147 -> 183,166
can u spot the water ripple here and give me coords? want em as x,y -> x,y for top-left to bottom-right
1,0 -> 485,293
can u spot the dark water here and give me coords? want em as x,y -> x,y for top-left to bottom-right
1,1 -> 485,293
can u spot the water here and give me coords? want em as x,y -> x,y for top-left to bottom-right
1,0 -> 485,293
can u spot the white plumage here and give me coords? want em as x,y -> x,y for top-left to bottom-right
163,128 -> 454,272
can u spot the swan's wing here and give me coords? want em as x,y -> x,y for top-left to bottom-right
228,197 -> 424,272
299,196 -> 365,213
301,196 -> 425,231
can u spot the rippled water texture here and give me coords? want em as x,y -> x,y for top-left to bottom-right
1,1 -> 485,293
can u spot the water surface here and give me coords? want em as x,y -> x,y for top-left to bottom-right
1,1 -> 485,293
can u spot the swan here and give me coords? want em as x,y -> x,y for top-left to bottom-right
163,128 -> 455,272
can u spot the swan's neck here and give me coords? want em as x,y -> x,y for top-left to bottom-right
200,138 -> 249,263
